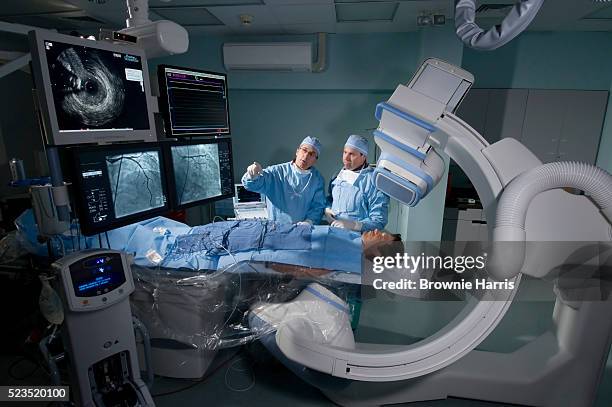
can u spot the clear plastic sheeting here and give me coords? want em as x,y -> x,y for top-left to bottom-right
129,260 -> 359,378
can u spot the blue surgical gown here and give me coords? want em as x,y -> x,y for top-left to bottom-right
328,167 -> 390,232
242,161 -> 326,224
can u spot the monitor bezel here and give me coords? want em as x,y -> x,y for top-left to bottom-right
157,64 -> 231,138
163,137 -> 235,210
70,142 -> 170,236
29,29 -> 157,146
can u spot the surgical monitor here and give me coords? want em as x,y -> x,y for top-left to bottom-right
70,143 -> 169,236
164,138 -> 234,209
29,30 -> 156,146
158,65 -> 231,137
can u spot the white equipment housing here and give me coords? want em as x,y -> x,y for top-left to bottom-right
119,20 -> 188,59
269,58 -> 612,407
223,42 -> 312,72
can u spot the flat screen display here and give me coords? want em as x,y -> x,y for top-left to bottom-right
72,143 -> 169,235
45,40 -> 149,132
158,65 -> 230,137
166,138 -> 234,208
235,185 -> 264,204
29,30 -> 156,145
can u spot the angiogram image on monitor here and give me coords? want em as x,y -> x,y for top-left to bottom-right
45,40 -> 150,132
159,65 -> 230,137
168,138 -> 234,208
106,151 -> 166,218
73,144 -> 168,235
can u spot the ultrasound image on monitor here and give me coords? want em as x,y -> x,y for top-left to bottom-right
45,40 -> 150,132
106,152 -> 166,218
171,144 -> 222,206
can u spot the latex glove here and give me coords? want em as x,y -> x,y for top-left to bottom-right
296,220 -> 313,226
324,208 -> 336,223
247,162 -> 263,178
331,219 -> 362,231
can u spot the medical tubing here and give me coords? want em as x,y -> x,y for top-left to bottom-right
455,0 -> 544,51
132,316 -> 154,390
39,333 -> 62,386
495,161 -> 612,236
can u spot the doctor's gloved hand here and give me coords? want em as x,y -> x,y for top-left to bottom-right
296,220 -> 313,226
324,208 -> 336,223
331,219 -> 362,231
247,162 -> 263,178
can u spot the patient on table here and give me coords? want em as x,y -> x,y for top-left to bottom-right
16,211 -> 399,352
110,216 -> 397,276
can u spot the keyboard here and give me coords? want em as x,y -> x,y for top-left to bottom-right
235,208 -> 268,220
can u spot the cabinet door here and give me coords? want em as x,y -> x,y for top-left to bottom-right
557,90 -> 608,163
485,89 -> 528,144
521,90 -> 569,163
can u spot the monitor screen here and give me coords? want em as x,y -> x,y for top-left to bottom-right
158,65 -> 230,137
29,30 -> 156,145
69,253 -> 126,298
72,143 -> 169,235
235,185 -> 263,204
166,138 -> 234,208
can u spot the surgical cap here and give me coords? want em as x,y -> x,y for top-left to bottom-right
345,135 -> 368,156
301,136 -> 322,156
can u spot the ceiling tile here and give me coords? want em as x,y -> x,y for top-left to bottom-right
0,0 -> 79,17
149,0 -> 263,6
206,4 -> 279,27
152,7 -> 223,25
336,2 -> 398,22
265,0 -> 333,4
282,22 -> 336,34
584,4 -> 612,20
336,20 -> 408,33
227,23 -> 286,34
185,25 -> 233,35
271,4 -> 336,24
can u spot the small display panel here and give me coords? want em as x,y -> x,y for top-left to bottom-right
166,138 -> 234,209
69,253 -> 126,298
45,40 -> 150,133
72,143 -> 169,235
158,65 -> 231,137
235,184 -> 264,204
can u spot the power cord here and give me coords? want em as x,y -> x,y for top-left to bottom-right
152,350 -> 242,398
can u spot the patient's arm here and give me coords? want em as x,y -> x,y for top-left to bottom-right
266,262 -> 331,278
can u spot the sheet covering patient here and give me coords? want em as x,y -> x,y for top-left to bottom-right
16,210 -> 396,277
107,216 -> 364,274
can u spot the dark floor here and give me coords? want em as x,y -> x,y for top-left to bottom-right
2,340 -> 611,407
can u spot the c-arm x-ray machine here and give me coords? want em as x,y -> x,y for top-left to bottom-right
270,58 -> 612,407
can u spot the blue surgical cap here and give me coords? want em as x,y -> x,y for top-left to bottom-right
345,134 -> 368,156
301,136 -> 322,156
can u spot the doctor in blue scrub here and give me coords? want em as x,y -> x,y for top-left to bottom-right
241,136 -> 326,225
326,135 -> 389,232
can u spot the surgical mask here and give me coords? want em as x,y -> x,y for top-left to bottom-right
336,169 -> 359,186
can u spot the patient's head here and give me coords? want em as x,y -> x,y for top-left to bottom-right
362,229 -> 401,248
